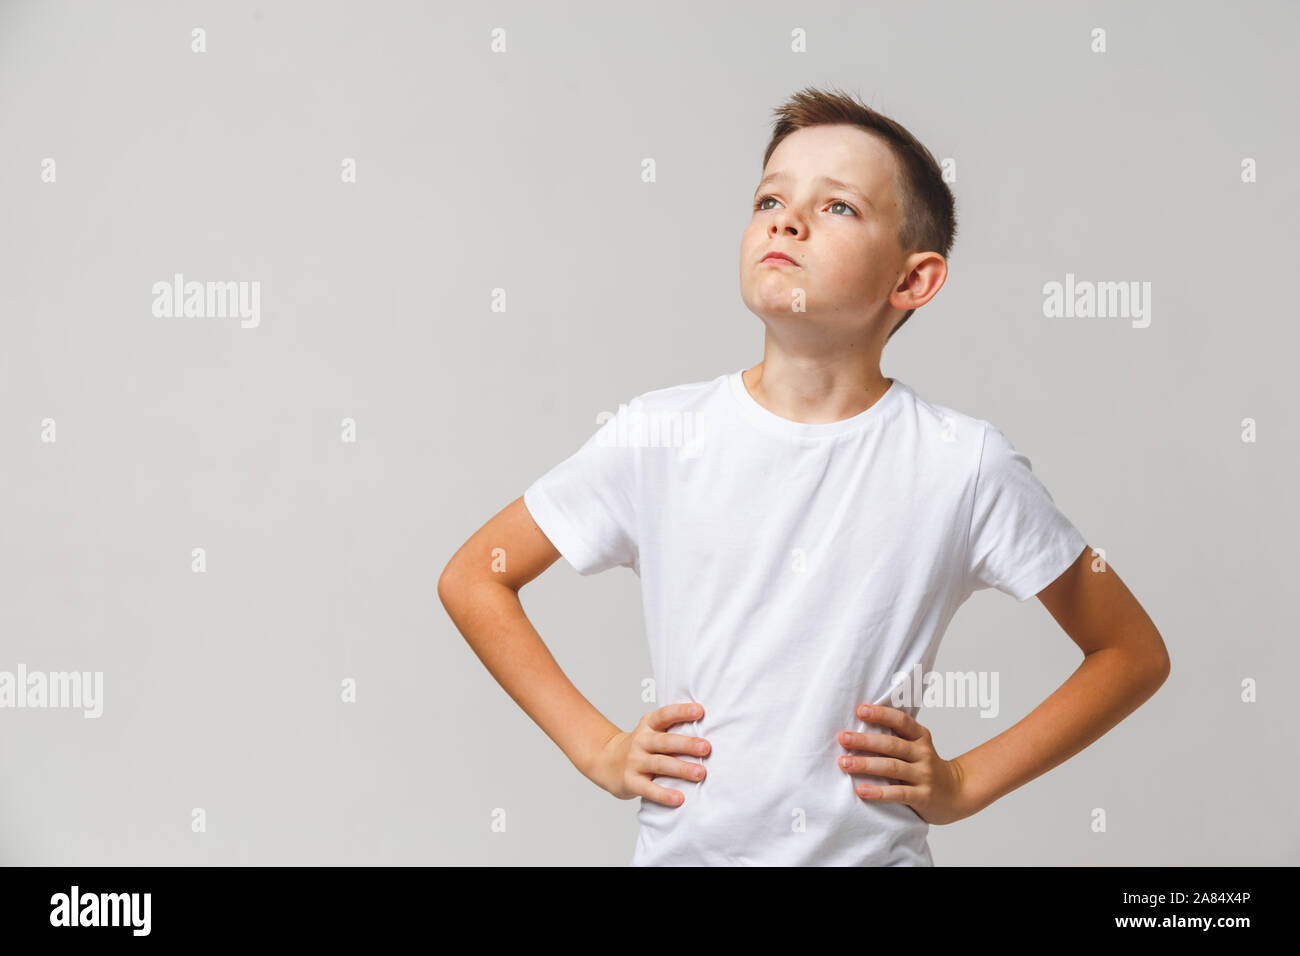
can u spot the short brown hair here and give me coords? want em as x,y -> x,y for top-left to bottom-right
762,86 -> 957,339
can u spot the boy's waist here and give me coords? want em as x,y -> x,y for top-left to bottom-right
635,744 -> 927,863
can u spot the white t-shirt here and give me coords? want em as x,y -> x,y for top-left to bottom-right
523,369 -> 1088,866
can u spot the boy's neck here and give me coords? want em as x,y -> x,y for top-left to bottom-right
741,360 -> 893,426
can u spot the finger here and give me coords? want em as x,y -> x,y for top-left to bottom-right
648,702 -> 704,731
837,753 -> 920,783
639,753 -> 706,783
855,782 -> 915,804
635,779 -> 689,807
650,732 -> 711,757
838,731 -> 920,761
857,704 -> 926,741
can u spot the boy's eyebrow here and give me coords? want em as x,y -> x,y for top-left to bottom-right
753,172 -> 874,210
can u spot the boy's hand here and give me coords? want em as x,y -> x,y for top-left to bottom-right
838,704 -> 972,825
588,703 -> 711,807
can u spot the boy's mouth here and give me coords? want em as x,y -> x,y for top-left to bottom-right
761,251 -> 799,266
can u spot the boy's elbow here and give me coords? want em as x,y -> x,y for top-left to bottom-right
437,557 -> 467,614
438,551 -> 502,617
1154,644 -> 1171,687
1142,632 -> 1171,694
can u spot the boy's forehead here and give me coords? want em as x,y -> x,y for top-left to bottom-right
763,125 -> 900,206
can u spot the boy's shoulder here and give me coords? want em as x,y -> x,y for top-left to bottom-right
626,371 -> 729,406
607,372 -> 730,423
902,386 -> 1057,489
900,381 -> 993,446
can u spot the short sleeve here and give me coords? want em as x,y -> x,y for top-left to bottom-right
965,423 -> 1088,601
523,398 -> 641,576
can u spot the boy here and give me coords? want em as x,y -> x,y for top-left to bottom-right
439,87 -> 1170,866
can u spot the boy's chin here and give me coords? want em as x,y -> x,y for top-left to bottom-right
745,306 -> 882,341
746,304 -> 819,324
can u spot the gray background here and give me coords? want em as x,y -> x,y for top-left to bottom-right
1,0 -> 1296,865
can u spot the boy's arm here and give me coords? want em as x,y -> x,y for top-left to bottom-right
952,546 -> 1171,817
437,496 -> 622,783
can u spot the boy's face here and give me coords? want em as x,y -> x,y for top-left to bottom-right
740,123 -> 915,343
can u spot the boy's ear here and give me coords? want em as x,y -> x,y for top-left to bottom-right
891,251 -> 947,313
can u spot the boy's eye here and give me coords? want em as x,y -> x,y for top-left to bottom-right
752,195 -> 857,216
